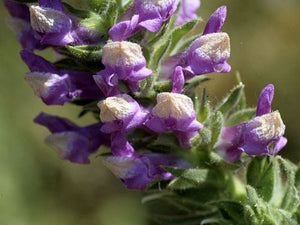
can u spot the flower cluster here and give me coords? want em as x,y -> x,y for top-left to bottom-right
4,0 -> 288,192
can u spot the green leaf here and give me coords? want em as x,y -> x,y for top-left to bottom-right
148,39 -> 171,70
225,108 -> 256,126
62,2 -> 91,18
82,0 -> 119,35
215,201 -> 245,224
166,19 -> 200,56
210,111 -> 223,147
235,71 -> 247,109
216,82 -> 245,116
247,157 -> 300,213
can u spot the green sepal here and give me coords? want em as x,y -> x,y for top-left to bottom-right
216,82 -> 245,116
196,88 -> 210,123
182,76 -> 210,99
58,45 -> 103,62
225,108 -> 256,126
245,185 -> 298,225
210,111 -> 223,147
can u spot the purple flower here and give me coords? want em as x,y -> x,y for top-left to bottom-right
34,113 -> 110,164
3,0 -> 46,50
176,0 -> 201,25
162,6 -> 230,79
109,0 -> 179,41
94,41 -> 152,95
98,94 -> 148,156
145,92 -> 203,148
21,50 -> 103,105
103,153 -> 188,189
215,84 -> 287,162
29,0 -> 100,46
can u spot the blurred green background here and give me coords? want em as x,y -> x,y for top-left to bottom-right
0,0 -> 299,224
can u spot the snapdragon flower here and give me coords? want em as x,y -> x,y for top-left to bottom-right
29,0 -> 100,46
176,0 -> 201,25
3,0 -> 45,50
215,84 -> 287,162
98,94 -> 148,156
145,92 -> 203,148
35,113 -> 110,164
94,41 -> 152,95
21,50 -> 103,105
162,6 -> 230,79
103,153 -> 188,190
109,0 -> 179,41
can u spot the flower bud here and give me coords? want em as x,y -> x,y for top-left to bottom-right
30,6 -> 71,33
153,93 -> 194,119
146,92 -> 203,148
102,41 -> 144,67
99,94 -> 135,123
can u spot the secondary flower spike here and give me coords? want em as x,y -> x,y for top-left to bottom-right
145,92 -> 203,148
215,84 -> 287,162
98,94 -> 148,156
94,41 -> 152,95
103,153 -> 188,190
176,0 -> 201,25
162,6 -> 230,79
29,0 -> 100,46
3,0 -> 45,50
34,113 -> 110,164
21,50 -> 103,105
109,0 -> 179,41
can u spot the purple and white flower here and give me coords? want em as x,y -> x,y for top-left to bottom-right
176,0 -> 201,25
109,0 -> 179,41
162,6 -> 230,79
29,0 -> 100,46
3,0 -> 45,50
145,92 -> 203,148
94,41 -> 152,95
103,153 -> 188,190
215,84 -> 287,162
21,50 -> 103,105
34,113 -> 110,164
98,94 -> 148,156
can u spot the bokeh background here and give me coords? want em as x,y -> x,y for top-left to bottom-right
0,0 -> 299,224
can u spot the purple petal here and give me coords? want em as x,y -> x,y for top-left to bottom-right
111,132 -> 135,156
35,113 -> 110,163
24,72 -> 77,105
109,15 -> 140,41
172,66 -> 185,93
20,50 -> 57,73
93,73 -> 120,97
272,136 -> 287,155
34,112 -> 78,133
176,0 -> 201,25
187,32 -> 231,76
3,0 -> 30,21
203,6 -> 227,35
45,132 -> 91,164
38,0 -> 64,11
256,84 -> 274,116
